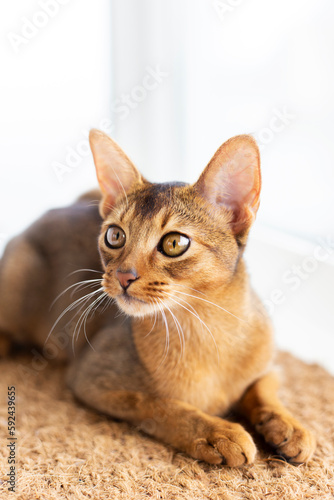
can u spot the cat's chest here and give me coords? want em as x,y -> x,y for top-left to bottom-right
133,318 -> 249,415
163,368 -> 226,414
147,351 -> 233,415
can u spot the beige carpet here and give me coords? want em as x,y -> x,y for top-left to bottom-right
0,350 -> 333,500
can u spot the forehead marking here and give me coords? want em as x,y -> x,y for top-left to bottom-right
132,182 -> 187,220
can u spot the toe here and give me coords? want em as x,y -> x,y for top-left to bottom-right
256,412 -> 294,447
278,428 -> 316,464
191,438 -> 224,465
212,427 -> 257,467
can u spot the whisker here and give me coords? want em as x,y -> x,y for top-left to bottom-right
155,300 -> 170,369
167,293 -> 207,340
85,199 -> 102,208
115,306 -> 127,319
159,298 -> 185,361
46,288 -> 104,345
143,305 -> 157,339
50,279 -> 102,310
69,281 -> 102,300
172,290 -> 247,323
169,283 -> 206,296
99,294 -> 115,314
80,292 -> 107,348
161,306 -> 170,363
67,268 -> 103,277
167,295 -> 220,363
170,293 -> 206,339
72,291 -> 106,354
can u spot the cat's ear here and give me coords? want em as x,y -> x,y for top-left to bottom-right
194,135 -> 261,238
89,129 -> 143,218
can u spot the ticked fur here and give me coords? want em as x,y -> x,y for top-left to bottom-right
0,130 -> 315,466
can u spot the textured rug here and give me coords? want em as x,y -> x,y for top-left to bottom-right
0,350 -> 333,500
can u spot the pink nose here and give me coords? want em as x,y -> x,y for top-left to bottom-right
116,270 -> 138,290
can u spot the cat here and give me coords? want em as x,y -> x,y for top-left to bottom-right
0,130 -> 315,466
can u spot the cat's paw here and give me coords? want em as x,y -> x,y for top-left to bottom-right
254,408 -> 315,463
189,420 -> 257,467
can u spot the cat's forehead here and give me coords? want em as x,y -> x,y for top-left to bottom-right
116,181 -> 190,224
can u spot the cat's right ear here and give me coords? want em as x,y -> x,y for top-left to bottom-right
89,129 -> 143,218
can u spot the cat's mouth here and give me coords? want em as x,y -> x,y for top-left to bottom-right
116,291 -> 154,317
102,279 -> 157,317
118,291 -> 147,305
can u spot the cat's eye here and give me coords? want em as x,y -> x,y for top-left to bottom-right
105,225 -> 126,249
160,232 -> 190,257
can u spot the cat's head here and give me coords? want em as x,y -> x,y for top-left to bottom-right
89,130 -> 261,317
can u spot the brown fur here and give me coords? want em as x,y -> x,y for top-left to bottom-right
0,130 -> 315,466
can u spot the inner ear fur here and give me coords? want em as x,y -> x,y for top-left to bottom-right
194,135 -> 261,240
89,129 -> 144,218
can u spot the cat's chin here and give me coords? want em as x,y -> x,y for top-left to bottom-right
116,294 -> 156,318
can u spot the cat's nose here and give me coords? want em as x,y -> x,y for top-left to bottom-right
116,269 -> 139,290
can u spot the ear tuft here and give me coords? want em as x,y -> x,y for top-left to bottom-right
89,129 -> 143,218
194,135 -> 261,237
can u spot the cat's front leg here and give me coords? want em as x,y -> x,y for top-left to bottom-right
68,325 -> 257,466
238,372 -> 315,463
70,382 -> 256,466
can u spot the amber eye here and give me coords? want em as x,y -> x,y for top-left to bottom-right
160,232 -> 190,257
105,225 -> 126,249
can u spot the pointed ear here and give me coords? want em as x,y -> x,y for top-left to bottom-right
89,129 -> 143,218
194,135 -> 261,238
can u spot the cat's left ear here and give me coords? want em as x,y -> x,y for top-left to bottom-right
194,135 -> 261,238
89,129 -> 143,218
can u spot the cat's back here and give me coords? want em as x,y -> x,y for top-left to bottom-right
0,190 -> 104,350
27,189 -> 102,267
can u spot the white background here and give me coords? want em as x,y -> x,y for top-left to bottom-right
0,0 -> 333,372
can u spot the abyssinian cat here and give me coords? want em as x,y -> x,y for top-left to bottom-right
0,130 -> 315,466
